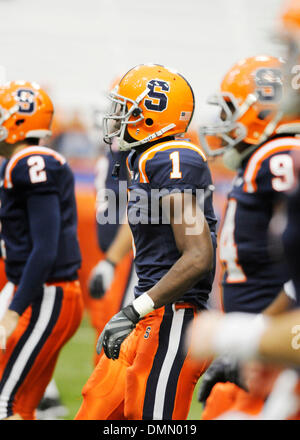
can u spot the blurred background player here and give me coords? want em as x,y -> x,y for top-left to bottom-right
280,0 -> 300,312
35,107 -> 99,419
196,54 -> 300,419
0,72 -> 68,421
75,64 -> 217,420
0,81 -> 83,420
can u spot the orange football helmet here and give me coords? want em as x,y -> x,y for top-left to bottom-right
0,81 -> 53,144
281,0 -> 300,35
199,56 -> 289,162
103,64 -> 194,150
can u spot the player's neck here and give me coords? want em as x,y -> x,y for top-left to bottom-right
6,141 -> 37,159
133,136 -> 175,155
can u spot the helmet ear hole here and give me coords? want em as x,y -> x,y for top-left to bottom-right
145,118 -> 153,126
15,119 -> 25,126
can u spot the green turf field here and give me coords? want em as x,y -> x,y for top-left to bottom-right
53,314 -> 203,420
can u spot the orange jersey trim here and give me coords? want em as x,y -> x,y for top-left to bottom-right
138,140 -> 206,183
126,155 -> 131,175
243,137 -> 300,193
125,154 -> 134,181
4,146 -> 66,189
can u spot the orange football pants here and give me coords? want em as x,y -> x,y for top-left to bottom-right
0,280 -> 84,420
202,379 -> 300,420
75,303 -> 210,420
0,259 -> 7,291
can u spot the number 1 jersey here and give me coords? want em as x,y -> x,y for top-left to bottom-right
127,139 -> 217,309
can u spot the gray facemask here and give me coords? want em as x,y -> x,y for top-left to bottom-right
222,145 -> 257,170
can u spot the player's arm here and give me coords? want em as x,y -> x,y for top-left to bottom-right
106,220 -> 132,265
0,193 -> 60,345
146,192 -> 214,308
263,287 -> 295,316
89,218 -> 132,298
97,191 -> 214,360
186,308 -> 300,367
258,310 -> 300,365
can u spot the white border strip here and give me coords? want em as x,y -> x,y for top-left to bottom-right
153,307 -> 185,420
5,146 -> 66,188
0,285 -> 57,419
139,141 -> 206,183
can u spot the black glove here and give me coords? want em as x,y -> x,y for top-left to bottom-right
88,259 -> 115,299
96,304 -> 140,360
198,356 -> 246,404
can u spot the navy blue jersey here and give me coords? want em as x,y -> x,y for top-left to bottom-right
282,152 -> 300,308
127,139 -> 217,309
0,146 -> 81,314
220,135 -> 300,313
95,150 -> 129,252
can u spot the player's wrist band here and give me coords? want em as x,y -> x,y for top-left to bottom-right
284,280 -> 296,301
132,293 -> 155,318
213,313 -> 269,361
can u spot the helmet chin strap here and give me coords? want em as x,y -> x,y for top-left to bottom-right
258,110 -> 283,144
118,123 -> 176,151
223,144 -> 257,170
235,94 -> 257,121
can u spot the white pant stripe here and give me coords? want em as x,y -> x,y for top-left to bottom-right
0,285 -> 56,419
153,307 -> 185,420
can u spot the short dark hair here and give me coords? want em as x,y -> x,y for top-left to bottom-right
23,138 -> 40,146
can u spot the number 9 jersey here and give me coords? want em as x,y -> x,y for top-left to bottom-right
220,134 -> 300,313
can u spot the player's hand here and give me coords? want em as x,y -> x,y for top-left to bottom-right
88,259 -> 116,299
0,309 -> 19,352
0,281 -> 15,321
96,304 -> 140,360
198,356 -> 246,404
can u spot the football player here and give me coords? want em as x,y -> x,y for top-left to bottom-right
281,0 -> 300,314
0,81 -> 83,420
75,64 -> 217,420
195,54 -> 300,419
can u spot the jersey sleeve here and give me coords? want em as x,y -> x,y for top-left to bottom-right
7,152 -> 65,196
143,146 -> 213,193
244,149 -> 295,195
8,193 -> 61,315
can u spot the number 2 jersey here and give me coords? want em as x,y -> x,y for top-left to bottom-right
0,145 -> 82,315
127,138 -> 217,309
220,134 -> 300,313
